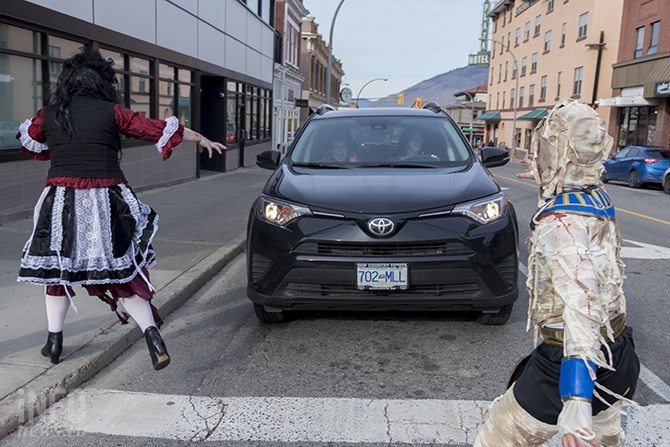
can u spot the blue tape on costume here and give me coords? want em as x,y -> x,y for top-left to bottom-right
559,358 -> 597,401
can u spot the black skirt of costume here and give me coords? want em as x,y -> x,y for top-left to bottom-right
18,184 -> 158,289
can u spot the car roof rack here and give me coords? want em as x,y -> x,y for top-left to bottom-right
422,102 -> 444,114
315,104 -> 337,115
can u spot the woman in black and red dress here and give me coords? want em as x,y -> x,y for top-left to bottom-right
16,46 -> 225,370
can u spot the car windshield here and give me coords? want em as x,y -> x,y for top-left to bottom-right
289,116 -> 472,167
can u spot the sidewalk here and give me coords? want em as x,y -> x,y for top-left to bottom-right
0,166 -> 272,438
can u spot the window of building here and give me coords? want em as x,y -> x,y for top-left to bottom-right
573,66 -> 583,96
524,21 -> 531,41
534,15 -> 541,37
578,12 -> 588,39
519,86 -> 524,108
515,28 -> 520,46
634,26 -> 645,58
504,61 -> 508,81
494,18 -> 498,33
497,92 -> 500,109
286,24 -> 299,66
557,71 -> 562,99
547,0 -> 554,12
529,84 -> 535,106
544,31 -> 552,52
490,66 -> 494,85
512,60 -> 518,79
503,91 -> 506,109
498,63 -> 502,83
648,21 -> 660,55
511,88 -> 515,108
561,22 -> 567,47
521,57 -> 527,76
525,128 -> 532,150
259,0 -> 275,27
531,52 -> 538,73
540,75 -> 547,100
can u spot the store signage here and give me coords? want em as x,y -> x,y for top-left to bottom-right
655,81 -> 670,97
295,99 -> 309,107
468,52 -> 490,66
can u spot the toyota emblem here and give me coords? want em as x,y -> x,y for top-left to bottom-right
367,217 -> 395,237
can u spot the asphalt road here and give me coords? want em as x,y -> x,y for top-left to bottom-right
3,161 -> 669,446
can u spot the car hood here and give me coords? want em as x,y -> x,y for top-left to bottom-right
270,164 -> 500,214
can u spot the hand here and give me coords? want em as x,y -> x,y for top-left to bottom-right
516,155 -> 534,179
197,135 -> 226,158
562,432 -> 601,447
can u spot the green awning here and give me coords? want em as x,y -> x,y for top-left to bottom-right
518,108 -> 548,120
476,111 -> 501,121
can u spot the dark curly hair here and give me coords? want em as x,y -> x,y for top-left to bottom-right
50,46 -> 119,135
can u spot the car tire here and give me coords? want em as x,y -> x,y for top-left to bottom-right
628,171 -> 642,188
665,179 -> 670,195
476,304 -> 513,325
601,171 -> 609,183
253,303 -> 286,323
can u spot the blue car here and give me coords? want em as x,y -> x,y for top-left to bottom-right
602,146 -> 670,188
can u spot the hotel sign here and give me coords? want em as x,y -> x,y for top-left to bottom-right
468,52 -> 490,67
655,81 -> 670,97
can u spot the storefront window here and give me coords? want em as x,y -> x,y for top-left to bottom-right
0,24 -> 41,54
178,83 -> 191,126
617,106 -> 657,147
0,54 -> 43,151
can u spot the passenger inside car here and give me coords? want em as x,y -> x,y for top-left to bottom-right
389,127 -> 425,161
319,138 -> 359,163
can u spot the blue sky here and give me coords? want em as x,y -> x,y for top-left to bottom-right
301,0 -> 487,100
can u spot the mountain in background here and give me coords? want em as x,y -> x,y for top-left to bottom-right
363,65 -> 488,108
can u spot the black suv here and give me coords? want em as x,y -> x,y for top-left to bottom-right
246,104 -> 519,325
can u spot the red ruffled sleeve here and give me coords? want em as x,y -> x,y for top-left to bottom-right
18,109 -> 51,161
114,104 -> 185,160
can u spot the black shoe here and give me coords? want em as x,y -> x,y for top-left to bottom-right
40,331 -> 63,364
144,326 -> 170,370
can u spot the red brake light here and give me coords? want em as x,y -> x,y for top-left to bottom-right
643,158 -> 659,164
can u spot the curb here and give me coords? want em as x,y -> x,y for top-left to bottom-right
0,232 -> 246,439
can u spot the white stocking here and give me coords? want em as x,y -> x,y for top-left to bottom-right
45,294 -> 70,332
119,296 -> 156,332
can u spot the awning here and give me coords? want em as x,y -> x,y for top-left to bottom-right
644,57 -> 670,97
596,95 -> 658,107
476,111 -> 501,121
518,108 -> 548,120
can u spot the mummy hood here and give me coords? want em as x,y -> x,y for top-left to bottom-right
530,100 -> 613,201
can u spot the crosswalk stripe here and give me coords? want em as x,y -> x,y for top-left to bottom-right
28,389 -> 670,445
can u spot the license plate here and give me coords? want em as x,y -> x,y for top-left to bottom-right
356,263 -> 408,290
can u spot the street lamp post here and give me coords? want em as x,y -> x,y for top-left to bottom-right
355,77 -> 388,108
481,38 -> 518,155
463,91 -> 476,146
326,0 -> 346,106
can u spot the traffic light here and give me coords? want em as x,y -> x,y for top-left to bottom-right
414,97 -> 423,108
397,92 -> 404,105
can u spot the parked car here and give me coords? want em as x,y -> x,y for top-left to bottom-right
663,167 -> 670,195
246,104 -> 519,325
602,145 -> 670,188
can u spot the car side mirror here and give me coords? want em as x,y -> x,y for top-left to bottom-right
480,146 -> 510,168
256,150 -> 281,170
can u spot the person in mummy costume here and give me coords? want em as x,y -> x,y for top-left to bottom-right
473,100 -> 639,447
16,46 -> 225,370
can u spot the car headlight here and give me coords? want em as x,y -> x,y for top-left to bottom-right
452,192 -> 507,225
258,196 -> 311,226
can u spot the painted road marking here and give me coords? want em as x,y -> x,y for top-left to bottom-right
23,388 -> 670,445
622,239 -> 670,259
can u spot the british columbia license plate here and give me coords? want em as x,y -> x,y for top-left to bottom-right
356,263 -> 408,290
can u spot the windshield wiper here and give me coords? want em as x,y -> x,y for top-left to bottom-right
357,163 -> 437,168
291,162 -> 350,169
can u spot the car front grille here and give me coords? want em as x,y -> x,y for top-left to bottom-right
295,240 -> 473,256
495,255 -> 517,285
283,282 -> 481,297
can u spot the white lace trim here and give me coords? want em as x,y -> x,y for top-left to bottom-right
50,187 -> 66,252
18,118 -> 49,153
154,116 -> 179,154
